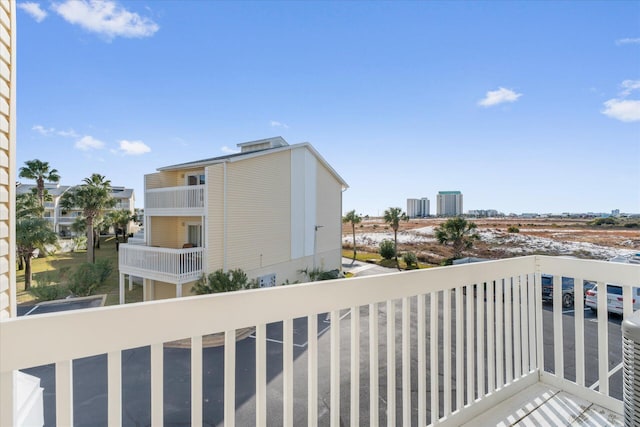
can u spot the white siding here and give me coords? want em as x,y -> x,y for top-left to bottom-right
0,0 -> 14,320
290,148 -> 317,259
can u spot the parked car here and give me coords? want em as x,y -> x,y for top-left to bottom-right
584,284 -> 640,315
541,274 -> 597,308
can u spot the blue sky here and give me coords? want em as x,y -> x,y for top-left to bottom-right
16,0 -> 640,216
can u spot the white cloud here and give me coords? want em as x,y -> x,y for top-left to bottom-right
602,99 -> 640,122
615,38 -> 640,46
620,79 -> 640,96
51,0 -> 159,40
75,135 -> 104,150
478,87 -> 523,107
57,128 -> 79,137
270,120 -> 289,129
601,80 -> 640,122
18,2 -> 48,22
118,139 -> 150,155
221,146 -> 239,154
32,124 -> 55,135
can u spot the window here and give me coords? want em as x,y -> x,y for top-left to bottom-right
187,174 -> 205,185
187,224 -> 202,247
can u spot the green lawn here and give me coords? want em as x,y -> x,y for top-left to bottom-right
17,236 -> 143,306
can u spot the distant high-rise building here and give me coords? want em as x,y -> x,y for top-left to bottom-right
437,191 -> 463,216
407,197 -> 430,218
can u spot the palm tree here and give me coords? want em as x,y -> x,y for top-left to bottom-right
383,207 -> 408,269
434,217 -> 480,260
60,173 -> 116,263
16,217 -> 58,290
342,210 -> 362,264
106,209 -> 135,250
18,159 -> 61,212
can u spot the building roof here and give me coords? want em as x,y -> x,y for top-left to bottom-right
16,183 -> 71,197
16,183 -> 134,199
157,137 -> 349,189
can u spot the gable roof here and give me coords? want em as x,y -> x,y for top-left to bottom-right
158,139 -> 348,189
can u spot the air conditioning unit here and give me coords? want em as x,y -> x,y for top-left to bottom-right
622,311 -> 640,426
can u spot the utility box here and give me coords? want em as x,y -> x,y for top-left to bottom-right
622,311 -> 640,426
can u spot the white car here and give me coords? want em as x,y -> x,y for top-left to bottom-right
585,284 -> 640,315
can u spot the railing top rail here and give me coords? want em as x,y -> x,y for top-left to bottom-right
119,244 -> 204,254
146,184 -> 205,193
537,255 -> 640,287
2,256 -> 540,371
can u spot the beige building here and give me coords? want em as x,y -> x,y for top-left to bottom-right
118,136 -> 348,301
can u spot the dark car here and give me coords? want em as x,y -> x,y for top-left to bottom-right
541,274 -> 596,308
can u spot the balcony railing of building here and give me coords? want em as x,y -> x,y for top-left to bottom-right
118,243 -> 205,286
1,256 -> 638,426
145,184 -> 205,216
126,236 -> 146,245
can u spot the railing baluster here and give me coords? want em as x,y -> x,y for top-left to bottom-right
308,314 -> 318,427
455,287 -> 464,410
596,281 -> 609,395
351,306 -> 360,426
513,275 -> 522,379
107,351 -> 122,426
56,360 -> 73,427
495,279 -> 504,389
552,275 -> 563,379
466,285 -> 475,404
476,282 -> 485,397
431,291 -> 439,424
521,274 -> 529,374
386,300 -> 396,427
527,274 -> 536,372
575,277 -> 585,387
443,289 -> 451,416
504,277 -> 513,384
486,280 -> 495,394
224,331 -> 235,427
283,319 -> 294,427
369,304 -> 379,427
417,294 -> 427,425
330,310 -> 340,427
151,343 -> 163,426
256,323 -> 267,426
191,336 -> 203,427
402,297 -> 410,426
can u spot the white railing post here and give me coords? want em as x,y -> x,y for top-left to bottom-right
330,310 -> 340,427
350,306 -> 360,426
56,360 -> 73,427
107,351 -> 122,427
0,371 -> 16,427
308,314 -> 318,426
369,304 -> 379,427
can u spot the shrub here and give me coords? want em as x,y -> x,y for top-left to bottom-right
299,267 -> 342,282
67,260 -> 113,296
507,225 -> 520,233
379,239 -> 395,260
402,252 -> 418,268
192,269 -> 259,294
29,283 -> 69,301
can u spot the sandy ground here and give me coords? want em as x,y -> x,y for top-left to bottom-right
342,217 -> 639,265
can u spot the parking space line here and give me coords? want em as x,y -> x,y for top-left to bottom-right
588,362 -> 623,391
249,310 -> 353,348
23,305 -> 40,316
561,308 -> 590,314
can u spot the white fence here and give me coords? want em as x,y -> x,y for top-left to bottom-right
145,184 -> 205,215
118,244 -> 205,285
1,256 -> 638,426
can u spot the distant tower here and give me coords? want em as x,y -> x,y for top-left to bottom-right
437,191 -> 463,216
407,197 -> 430,218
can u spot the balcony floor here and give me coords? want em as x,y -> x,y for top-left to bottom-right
463,383 -> 623,426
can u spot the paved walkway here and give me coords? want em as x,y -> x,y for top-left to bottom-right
341,257 -> 398,277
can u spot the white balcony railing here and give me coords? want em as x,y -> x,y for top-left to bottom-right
118,243 -> 205,285
1,256 -> 638,426
145,184 -> 205,215
125,236 -> 145,245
